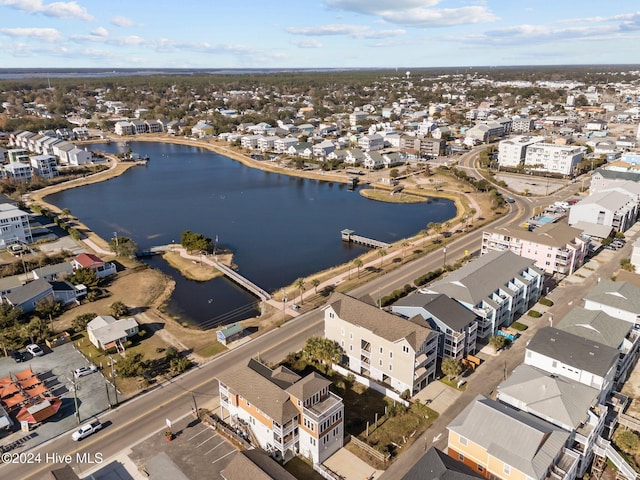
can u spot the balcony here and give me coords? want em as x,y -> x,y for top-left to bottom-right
303,392 -> 343,423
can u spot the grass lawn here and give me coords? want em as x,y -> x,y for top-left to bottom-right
281,354 -> 438,465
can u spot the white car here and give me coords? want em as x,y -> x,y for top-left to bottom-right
74,365 -> 98,378
26,344 -> 44,357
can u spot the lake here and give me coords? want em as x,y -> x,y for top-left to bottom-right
46,141 -> 456,328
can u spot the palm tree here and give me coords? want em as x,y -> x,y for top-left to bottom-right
295,277 -> 306,304
377,248 -> 387,269
61,208 -> 71,220
401,241 -> 409,263
311,278 -> 320,295
444,221 -> 451,233
353,258 -> 363,278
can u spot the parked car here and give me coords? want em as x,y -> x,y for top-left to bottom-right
74,365 -> 98,378
26,344 -> 44,357
10,350 -> 25,363
71,421 -> 102,441
604,245 -> 617,251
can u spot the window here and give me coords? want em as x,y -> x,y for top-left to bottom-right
340,328 -> 344,336
503,464 -> 511,475
458,453 -> 465,462
349,345 -> 353,351
478,465 -> 484,473
402,345 -> 410,354
349,333 -> 353,339
379,359 -> 383,366
379,347 -> 383,354
389,364 -> 393,371
552,360 -> 557,368
459,436 -> 468,446
389,351 -> 393,359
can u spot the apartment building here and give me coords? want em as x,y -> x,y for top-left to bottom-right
447,395 -> 579,480
2,162 -> 32,183
30,154 -> 58,179
481,223 -> 589,276
524,327 -> 618,401
358,134 -> 384,152
583,280 -> 640,325
497,364 -> 606,478
391,292 -> 478,361
497,135 -> 545,169
324,293 -> 439,395
423,250 -> 543,339
0,203 -> 33,248
217,358 -> 344,465
524,143 -> 586,176
568,190 -> 638,233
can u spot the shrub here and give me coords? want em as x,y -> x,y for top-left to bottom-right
414,268 -> 444,287
538,297 -> 554,307
511,322 -> 528,331
380,284 -> 415,307
528,310 -> 542,318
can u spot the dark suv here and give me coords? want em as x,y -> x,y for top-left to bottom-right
10,350 -> 26,363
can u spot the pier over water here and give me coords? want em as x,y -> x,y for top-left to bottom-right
340,229 -> 391,249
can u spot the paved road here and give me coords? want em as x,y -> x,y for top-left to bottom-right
1,156 -> 587,479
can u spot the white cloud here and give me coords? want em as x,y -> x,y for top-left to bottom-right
90,26 -> 109,37
0,27 -> 62,42
291,39 -> 323,48
111,15 -> 135,27
324,0 -> 496,27
0,0 -> 94,21
286,23 -> 404,39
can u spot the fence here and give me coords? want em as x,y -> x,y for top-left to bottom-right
201,412 -> 252,450
313,463 -> 345,480
348,435 -> 391,464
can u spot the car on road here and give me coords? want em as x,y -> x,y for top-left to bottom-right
26,344 -> 44,357
10,350 -> 26,363
74,365 -> 98,378
71,421 -> 102,441
291,304 -> 300,310
604,245 -> 617,251
506,197 -> 516,203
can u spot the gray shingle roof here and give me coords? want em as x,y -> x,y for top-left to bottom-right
428,250 -> 539,306
285,372 -> 331,403
393,292 -> 478,332
486,222 -> 583,248
526,327 -> 619,378
221,450 -> 297,480
577,190 -> 633,211
556,307 -> 631,349
593,169 -> 640,181
584,280 -> 640,315
448,395 -> 569,479
498,364 -> 599,429
326,292 -> 438,350
400,447 -> 483,480
4,278 -> 52,305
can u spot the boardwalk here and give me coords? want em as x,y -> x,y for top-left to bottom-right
340,229 -> 391,249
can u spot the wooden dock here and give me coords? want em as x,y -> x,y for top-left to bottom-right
341,229 -> 390,249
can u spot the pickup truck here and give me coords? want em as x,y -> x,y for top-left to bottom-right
71,421 -> 102,441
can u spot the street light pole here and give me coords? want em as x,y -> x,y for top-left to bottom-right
282,290 -> 287,323
109,355 -> 119,407
71,373 -> 80,424
443,247 -> 447,267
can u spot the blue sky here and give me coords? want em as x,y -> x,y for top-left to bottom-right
0,0 -> 639,69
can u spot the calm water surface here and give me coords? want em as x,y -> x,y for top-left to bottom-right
47,141 -> 456,328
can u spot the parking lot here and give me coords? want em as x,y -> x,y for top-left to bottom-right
128,415 -> 236,479
0,342 -> 111,451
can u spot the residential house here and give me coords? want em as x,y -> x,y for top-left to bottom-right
30,154 -> 58,179
51,280 -> 84,305
6,148 -> 29,163
464,121 -> 505,144
568,190 -> 638,233
165,121 -> 186,135
583,280 -> 640,325
241,134 -> 262,150
480,223 -> 589,276
3,162 -> 32,182
324,292 -> 439,395
447,395 -> 579,480
257,136 -> 276,152
130,119 -> 148,134
556,307 -> 640,385
349,111 -> 367,126
67,147 -> 92,166
344,149 -> 366,166
400,447 -> 483,480
71,253 -> 117,279
114,121 -> 135,136
423,250 -> 543,339
3,278 -> 55,313
497,364 -> 606,477
145,119 -> 164,133
273,137 -> 298,153
87,315 -> 139,351
363,151 -> 384,170
192,121 -> 215,138
391,292 -> 478,361
287,142 -> 312,158
31,262 -> 73,282
0,203 -> 33,247
53,142 -> 76,165
312,140 -> 335,158
0,275 -> 23,296
589,169 -> 640,194
524,327 -> 618,401
220,450 -> 297,480
358,134 -> 384,152
218,358 -> 344,465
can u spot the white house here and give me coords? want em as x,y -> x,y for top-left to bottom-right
583,280 -> 640,325
30,154 -> 58,179
87,315 -> 139,351
358,134 -> 384,152
568,190 -> 638,233
0,203 -> 33,248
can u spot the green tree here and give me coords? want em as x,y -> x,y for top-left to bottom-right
108,235 -> 138,258
303,337 -> 342,370
67,267 -> 99,289
353,258 -> 363,278
117,352 -> 145,377
61,208 -> 71,220
311,278 -> 321,295
295,277 -> 306,304
170,356 -> 192,375
34,297 -> 62,321
441,357 -> 462,380
109,301 -> 129,318
389,168 -> 399,179
180,230 -> 212,253
72,313 -> 96,333
0,303 -> 22,330
24,317 -> 50,344
489,335 -> 508,352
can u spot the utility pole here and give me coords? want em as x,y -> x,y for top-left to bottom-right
109,355 -> 119,407
282,290 -> 287,323
71,373 -> 80,424
443,247 -> 447,267
105,381 -> 112,409
192,392 -> 199,418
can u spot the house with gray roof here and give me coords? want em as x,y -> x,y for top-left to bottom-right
400,447 -> 483,480
497,364 -> 606,477
31,262 -> 73,282
391,292 -> 478,361
3,278 -> 54,313
447,395 -> 579,480
524,327 -> 618,400
324,292 -> 439,395
422,250 -> 543,339
87,315 -> 139,351
583,280 -> 640,324
0,274 -> 23,296
217,358 -> 343,465
221,450 -> 297,480
590,169 -> 640,194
